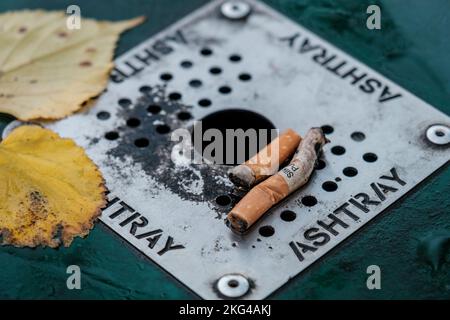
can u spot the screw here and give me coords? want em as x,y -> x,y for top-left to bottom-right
220,1 -> 251,20
216,274 -> 250,298
426,124 -> 450,145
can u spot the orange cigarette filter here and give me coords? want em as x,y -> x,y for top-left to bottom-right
228,128 -> 301,189
226,128 -> 328,233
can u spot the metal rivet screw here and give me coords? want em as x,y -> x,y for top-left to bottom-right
216,274 -> 250,298
221,1 -> 251,20
426,124 -> 450,145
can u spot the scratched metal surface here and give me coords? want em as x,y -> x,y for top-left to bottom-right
0,0 -> 449,300
35,0 -> 450,299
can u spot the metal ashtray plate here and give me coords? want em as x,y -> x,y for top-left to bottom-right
46,0 -> 450,299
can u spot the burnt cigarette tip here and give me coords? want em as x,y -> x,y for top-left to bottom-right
228,165 -> 255,189
226,213 -> 248,234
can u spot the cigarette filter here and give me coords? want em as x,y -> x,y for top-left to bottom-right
228,128 -> 301,189
227,128 -> 328,233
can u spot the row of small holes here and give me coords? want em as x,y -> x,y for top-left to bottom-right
320,125 -> 378,193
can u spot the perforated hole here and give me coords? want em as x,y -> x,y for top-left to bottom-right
351,131 -> 365,141
322,181 -> 338,192
219,86 -> 232,94
280,210 -> 296,222
139,85 -> 152,93
200,48 -> 213,56
229,54 -> 241,62
363,152 -> 378,163
216,195 -> 231,206
147,104 -> 161,114
127,118 -> 141,128
118,98 -> 131,108
189,79 -> 202,88
228,280 -> 239,288
97,111 -> 110,120
180,60 -> 193,68
343,167 -> 358,177
209,67 -> 222,75
331,145 -> 346,155
105,131 -> 119,140
316,159 -> 326,170
259,226 -> 275,237
160,73 -> 173,81
178,111 -> 192,121
301,196 -> 317,207
239,73 -> 252,81
198,99 -> 212,107
134,138 -> 149,148
321,125 -> 333,134
156,124 -> 171,134
169,92 -> 182,101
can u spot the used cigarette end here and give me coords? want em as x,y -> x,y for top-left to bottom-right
228,128 -> 302,189
226,127 -> 328,233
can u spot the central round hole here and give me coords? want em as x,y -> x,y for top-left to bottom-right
228,280 -> 239,288
435,130 -> 445,137
193,109 -> 276,165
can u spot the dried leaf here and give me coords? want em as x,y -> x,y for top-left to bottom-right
0,125 -> 106,247
0,10 -> 144,121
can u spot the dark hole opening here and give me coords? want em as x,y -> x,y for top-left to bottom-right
322,181 -> 338,192
435,130 -> 445,137
200,48 -> 213,56
239,73 -> 252,81
216,195 -> 231,206
229,54 -> 241,62
301,196 -> 317,207
259,226 -> 275,237
180,60 -> 193,68
351,131 -> 365,141
343,167 -> 358,177
139,85 -> 152,94
156,124 -> 171,134
147,104 -> 161,114
97,111 -> 110,120
193,109 -> 276,165
363,152 -> 378,163
219,86 -> 232,94
189,79 -> 202,88
228,280 -> 239,288
105,131 -> 119,140
160,73 -> 173,81
127,118 -> 141,128
118,98 -> 131,108
280,210 -> 296,222
316,159 -> 326,170
331,145 -> 346,155
321,125 -> 334,134
178,111 -> 192,121
209,67 -> 222,75
134,138 -> 149,148
169,92 -> 182,101
198,99 -> 212,107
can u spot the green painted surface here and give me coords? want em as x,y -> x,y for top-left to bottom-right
0,0 -> 449,299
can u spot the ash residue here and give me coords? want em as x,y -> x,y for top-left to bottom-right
106,84 -> 238,218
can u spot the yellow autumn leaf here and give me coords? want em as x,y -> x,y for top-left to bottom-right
0,10 -> 144,121
0,125 -> 106,248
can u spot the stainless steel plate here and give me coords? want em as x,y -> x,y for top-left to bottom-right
46,0 -> 449,299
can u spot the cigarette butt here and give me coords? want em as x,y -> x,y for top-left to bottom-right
228,128 -> 301,189
226,127 -> 328,233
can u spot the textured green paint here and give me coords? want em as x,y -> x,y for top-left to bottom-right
0,0 -> 448,299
